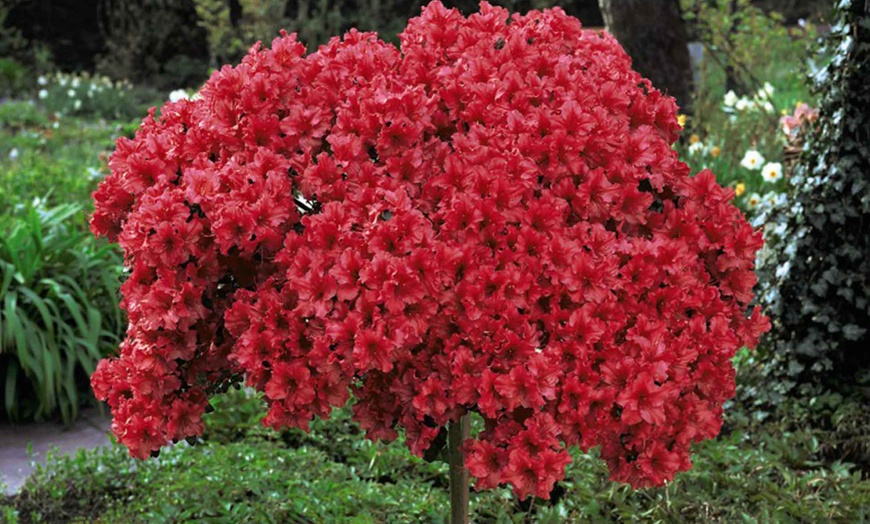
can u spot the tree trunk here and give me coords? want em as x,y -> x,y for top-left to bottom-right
598,0 -> 694,114
448,414 -> 470,524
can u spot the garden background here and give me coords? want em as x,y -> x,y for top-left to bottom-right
1,0 -> 869,522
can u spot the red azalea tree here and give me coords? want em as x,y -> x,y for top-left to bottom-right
90,1 -> 769,520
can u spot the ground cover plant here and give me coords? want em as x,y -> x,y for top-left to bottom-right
3,386 -> 870,522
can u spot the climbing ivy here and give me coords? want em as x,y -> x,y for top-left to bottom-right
755,0 -> 870,391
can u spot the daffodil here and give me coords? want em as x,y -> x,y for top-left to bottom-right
677,114 -> 687,128
746,192 -> 762,209
723,90 -> 738,107
740,150 -> 765,170
735,183 -> 746,196
710,146 -> 721,158
761,162 -> 783,183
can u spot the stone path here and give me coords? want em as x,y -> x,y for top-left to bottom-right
0,409 -> 111,495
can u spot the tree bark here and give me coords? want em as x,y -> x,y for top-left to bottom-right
448,414 -> 470,524
598,0 -> 694,114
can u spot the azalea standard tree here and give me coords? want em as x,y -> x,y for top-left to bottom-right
90,1 -> 769,520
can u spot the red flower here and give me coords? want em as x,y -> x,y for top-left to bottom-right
90,0 -> 769,498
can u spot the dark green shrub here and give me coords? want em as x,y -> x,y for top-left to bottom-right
751,0 -> 870,470
0,204 -> 123,423
755,0 -> 870,386
193,0 -> 602,67
96,0 -> 209,90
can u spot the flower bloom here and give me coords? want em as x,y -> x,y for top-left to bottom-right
89,1 -> 769,498
747,193 -> 762,208
740,150 -> 765,170
168,89 -> 189,103
710,146 -> 721,158
761,162 -> 783,183
735,182 -> 745,196
780,102 -> 819,137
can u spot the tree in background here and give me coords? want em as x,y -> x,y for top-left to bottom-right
598,0 -> 694,114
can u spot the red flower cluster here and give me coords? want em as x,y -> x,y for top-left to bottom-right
91,1 -> 769,499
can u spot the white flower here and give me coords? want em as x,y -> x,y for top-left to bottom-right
746,192 -> 762,209
87,167 -> 103,179
757,82 -> 775,99
740,150 -> 765,170
761,162 -> 783,183
688,141 -> 705,155
73,99 -> 82,111
67,89 -> 75,98
71,77 -> 80,88
52,121 -> 60,129
723,90 -> 738,107
168,89 -> 189,103
735,97 -> 752,111
38,89 -> 48,99
762,101 -> 774,113
9,148 -> 19,161
37,75 -> 48,86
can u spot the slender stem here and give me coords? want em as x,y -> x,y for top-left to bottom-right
448,414 -> 471,524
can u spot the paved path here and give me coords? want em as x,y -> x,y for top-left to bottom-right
0,409 -> 111,495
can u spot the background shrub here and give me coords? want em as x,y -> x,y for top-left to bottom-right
750,0 -> 870,471
96,0 -> 209,90
756,0 -> 870,388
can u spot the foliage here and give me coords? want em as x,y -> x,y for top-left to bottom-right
0,99 -> 125,213
0,58 -> 29,99
192,0 -> 600,68
96,0 -> 209,90
90,1 -> 767,499
755,0 -> 870,387
0,203 -> 124,423
0,0 -> 53,97
192,0 -> 420,67
675,0 -> 820,215
4,392 -> 870,523
682,0 -> 820,103
0,98 -> 128,423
